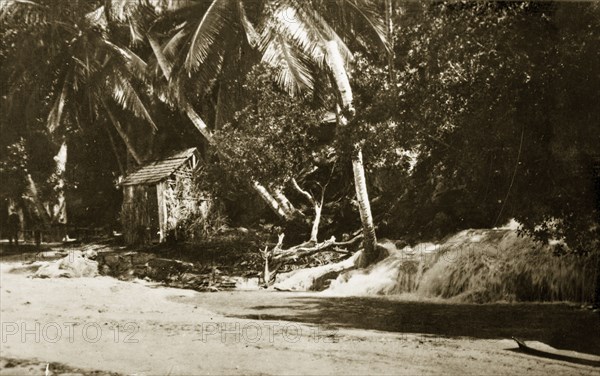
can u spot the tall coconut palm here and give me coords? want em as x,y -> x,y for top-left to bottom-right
116,0 -> 299,220
153,0 -> 387,263
1,0 -> 158,226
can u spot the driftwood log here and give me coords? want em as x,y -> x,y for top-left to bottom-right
261,232 -> 362,286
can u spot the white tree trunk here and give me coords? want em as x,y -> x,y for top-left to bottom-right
310,202 -> 322,243
252,182 -> 290,220
24,175 -> 50,226
50,141 -> 68,224
325,41 -> 353,111
274,188 -> 296,215
325,40 -> 378,266
291,178 -> 323,243
352,149 -> 377,266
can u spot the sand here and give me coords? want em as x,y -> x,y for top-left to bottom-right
1,262 -> 598,375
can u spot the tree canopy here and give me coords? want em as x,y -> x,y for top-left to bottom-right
1,1 -> 598,254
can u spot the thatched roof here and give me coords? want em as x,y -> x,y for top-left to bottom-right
121,148 -> 198,186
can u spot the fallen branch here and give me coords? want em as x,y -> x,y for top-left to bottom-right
272,236 -> 337,261
261,231 -> 363,286
334,233 -> 363,247
271,232 -> 363,262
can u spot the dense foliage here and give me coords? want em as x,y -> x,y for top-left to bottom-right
211,66 -> 325,189
349,2 -> 599,253
1,1 -> 598,257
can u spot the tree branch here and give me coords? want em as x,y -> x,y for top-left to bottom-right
291,177 -> 315,205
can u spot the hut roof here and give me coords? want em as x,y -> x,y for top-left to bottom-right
121,148 -> 198,186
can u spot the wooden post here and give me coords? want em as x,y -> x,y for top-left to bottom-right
156,181 -> 167,243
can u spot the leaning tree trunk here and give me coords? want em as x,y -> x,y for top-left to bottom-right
252,181 -> 293,220
351,150 -> 378,266
149,34 -> 296,221
325,40 -> 378,267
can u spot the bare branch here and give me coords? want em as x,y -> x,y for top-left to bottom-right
291,178 -> 315,205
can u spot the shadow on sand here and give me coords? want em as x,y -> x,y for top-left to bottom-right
228,295 -> 600,357
511,337 -> 600,367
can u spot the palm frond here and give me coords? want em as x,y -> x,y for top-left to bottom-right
107,70 -> 158,132
183,0 -> 232,73
107,0 -> 131,21
266,2 -> 327,66
128,17 -> 146,45
343,0 -> 389,53
298,4 -> 353,63
0,0 -> 39,9
147,32 -> 185,109
102,39 -> 149,82
85,5 -> 107,28
0,0 -> 45,25
150,0 -> 196,14
47,68 -> 73,134
161,25 -> 188,69
236,0 -> 260,48
268,1 -> 353,69
261,32 -> 314,96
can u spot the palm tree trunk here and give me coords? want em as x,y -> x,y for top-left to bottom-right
274,188 -> 296,215
102,99 -> 144,165
181,101 -> 216,144
352,149 -> 378,266
325,40 -> 378,266
325,41 -> 353,112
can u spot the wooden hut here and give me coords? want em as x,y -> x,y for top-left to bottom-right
120,148 -> 203,244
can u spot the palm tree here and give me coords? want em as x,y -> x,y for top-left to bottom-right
154,0 -> 387,263
126,0 -> 300,220
1,0 -> 157,226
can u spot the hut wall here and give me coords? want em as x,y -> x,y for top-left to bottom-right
162,169 -> 208,241
122,185 -> 159,244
